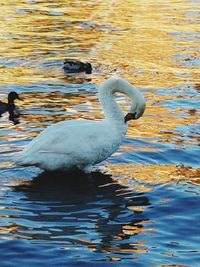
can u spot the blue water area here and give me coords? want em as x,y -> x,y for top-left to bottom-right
0,170 -> 199,267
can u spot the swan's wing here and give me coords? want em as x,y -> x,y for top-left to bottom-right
22,119 -> 108,156
15,119 -> 125,169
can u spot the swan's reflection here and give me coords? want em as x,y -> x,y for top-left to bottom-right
13,171 -> 150,255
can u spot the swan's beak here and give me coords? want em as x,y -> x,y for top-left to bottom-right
124,112 -> 136,123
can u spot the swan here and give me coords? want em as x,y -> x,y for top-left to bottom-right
63,60 -> 92,74
14,77 -> 146,173
0,91 -> 21,116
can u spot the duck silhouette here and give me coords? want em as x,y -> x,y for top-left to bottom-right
0,91 -> 21,116
63,60 -> 92,74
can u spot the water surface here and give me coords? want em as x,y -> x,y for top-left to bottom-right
0,0 -> 199,266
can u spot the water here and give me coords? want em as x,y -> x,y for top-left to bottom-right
0,0 -> 199,266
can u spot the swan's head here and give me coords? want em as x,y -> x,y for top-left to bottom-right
125,97 -> 146,122
99,77 -> 146,123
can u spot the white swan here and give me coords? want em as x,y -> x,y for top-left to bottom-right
14,77 -> 146,173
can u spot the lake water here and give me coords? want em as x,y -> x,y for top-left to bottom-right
0,0 -> 199,266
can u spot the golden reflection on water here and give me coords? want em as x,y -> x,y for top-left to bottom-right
106,163 -> 200,190
93,0 -> 199,86
0,0 -> 199,85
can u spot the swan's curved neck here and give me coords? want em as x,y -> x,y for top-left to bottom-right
98,78 -> 140,123
99,88 -> 124,123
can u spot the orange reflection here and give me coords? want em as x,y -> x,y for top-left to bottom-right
106,164 -> 200,187
0,224 -> 18,234
0,0 -> 198,86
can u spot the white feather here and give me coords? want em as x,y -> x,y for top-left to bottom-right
14,77 -> 146,172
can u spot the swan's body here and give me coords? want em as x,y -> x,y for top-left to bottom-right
14,78 -> 145,172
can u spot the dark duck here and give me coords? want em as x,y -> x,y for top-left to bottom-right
0,91 -> 21,116
63,60 -> 92,74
